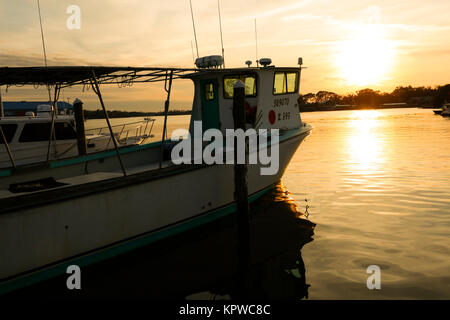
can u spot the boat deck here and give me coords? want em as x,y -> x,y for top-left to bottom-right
0,160 -> 173,200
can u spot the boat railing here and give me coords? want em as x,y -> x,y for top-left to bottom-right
85,118 -> 155,148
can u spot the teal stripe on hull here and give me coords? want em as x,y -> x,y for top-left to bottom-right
1,125 -> 310,175
0,184 -> 273,295
49,140 -> 163,169
0,169 -> 11,177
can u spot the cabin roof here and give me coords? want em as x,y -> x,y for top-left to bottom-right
182,66 -> 300,79
0,66 -> 301,87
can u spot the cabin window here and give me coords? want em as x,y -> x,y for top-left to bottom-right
286,72 -> 298,93
0,124 -> 17,143
223,75 -> 257,99
204,83 -> 215,101
273,73 -> 286,94
273,71 -> 299,95
19,122 -> 77,142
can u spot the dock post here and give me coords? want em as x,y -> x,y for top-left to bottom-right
0,87 -> 4,118
73,98 -> 87,156
160,70 -> 173,169
232,80 -> 250,297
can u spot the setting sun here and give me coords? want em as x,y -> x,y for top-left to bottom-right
336,24 -> 396,87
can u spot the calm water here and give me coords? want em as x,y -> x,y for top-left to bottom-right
84,108 -> 450,299
285,108 -> 450,299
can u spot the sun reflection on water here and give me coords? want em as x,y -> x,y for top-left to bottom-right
347,110 -> 384,172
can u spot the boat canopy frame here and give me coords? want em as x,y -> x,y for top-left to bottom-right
0,66 -> 198,88
0,66 -> 200,173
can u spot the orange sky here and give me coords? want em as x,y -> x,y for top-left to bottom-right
1,0 -> 449,111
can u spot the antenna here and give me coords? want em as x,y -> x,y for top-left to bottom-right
254,18 -> 259,67
189,0 -> 199,59
217,0 -> 225,68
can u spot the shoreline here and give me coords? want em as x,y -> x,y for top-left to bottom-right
299,105 -> 434,112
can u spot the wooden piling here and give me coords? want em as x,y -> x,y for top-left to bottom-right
73,99 -> 87,156
0,88 -> 4,118
232,80 -> 250,296
160,71 -> 173,169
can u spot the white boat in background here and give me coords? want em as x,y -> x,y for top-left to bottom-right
0,110 -> 155,168
0,57 -> 312,294
440,102 -> 450,117
433,102 -> 450,116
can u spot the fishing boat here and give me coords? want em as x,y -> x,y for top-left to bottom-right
0,58 -> 312,294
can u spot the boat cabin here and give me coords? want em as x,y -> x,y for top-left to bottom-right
186,61 -> 303,135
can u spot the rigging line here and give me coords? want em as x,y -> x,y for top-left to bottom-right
190,41 -> 195,66
189,0 -> 199,59
217,0 -> 225,68
36,0 -> 52,102
37,0 -> 48,67
46,85 -> 61,162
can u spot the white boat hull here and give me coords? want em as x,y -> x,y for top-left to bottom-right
0,129 -> 310,289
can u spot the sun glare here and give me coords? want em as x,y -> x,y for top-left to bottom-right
347,110 -> 383,171
336,24 -> 395,87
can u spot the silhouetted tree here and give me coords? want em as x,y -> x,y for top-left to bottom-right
355,89 -> 381,108
434,84 -> 450,107
315,91 -> 338,104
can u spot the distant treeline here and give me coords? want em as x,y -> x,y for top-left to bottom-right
84,109 -> 191,119
83,84 -> 450,117
300,84 -> 450,110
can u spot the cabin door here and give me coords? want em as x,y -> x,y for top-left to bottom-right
200,79 -> 220,131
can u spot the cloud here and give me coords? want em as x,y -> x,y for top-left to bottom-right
0,52 -> 98,67
382,23 -> 450,32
